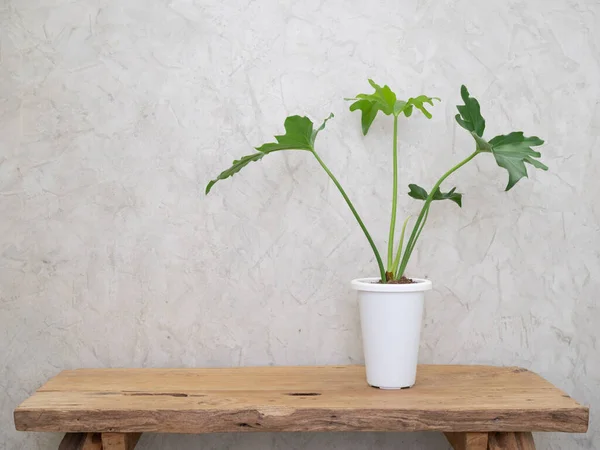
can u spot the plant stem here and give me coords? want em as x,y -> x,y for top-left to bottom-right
391,215 -> 411,275
387,115 -> 399,272
395,206 -> 429,279
396,150 -> 479,278
310,149 -> 386,282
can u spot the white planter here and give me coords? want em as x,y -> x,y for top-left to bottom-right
351,277 -> 432,389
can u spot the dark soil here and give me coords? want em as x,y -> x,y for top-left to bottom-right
377,275 -> 415,284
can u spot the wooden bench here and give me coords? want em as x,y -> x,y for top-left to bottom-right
14,365 -> 588,450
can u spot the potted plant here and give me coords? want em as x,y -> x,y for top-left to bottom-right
206,81 -> 547,389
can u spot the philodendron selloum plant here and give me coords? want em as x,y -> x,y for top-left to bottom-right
207,81 -> 547,388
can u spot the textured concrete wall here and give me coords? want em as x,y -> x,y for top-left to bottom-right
1,0 -> 598,448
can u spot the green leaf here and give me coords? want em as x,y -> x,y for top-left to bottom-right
454,86 -> 547,191
487,132 -> 547,190
366,79 -> 397,112
398,95 -> 440,119
312,113 -> 334,143
408,183 -> 462,207
206,114 -> 333,194
205,153 -> 264,194
346,80 -> 439,135
407,184 -> 428,200
256,115 -> 316,152
348,99 -> 380,135
346,79 -> 396,135
455,85 -> 485,137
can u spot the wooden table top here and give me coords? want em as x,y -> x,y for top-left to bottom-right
14,365 -> 588,434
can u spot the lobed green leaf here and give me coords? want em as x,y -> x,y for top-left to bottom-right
408,183 -> 463,207
346,79 -> 396,135
312,113 -> 334,143
488,132 -> 547,190
256,115 -> 315,153
206,114 -> 333,194
347,79 -> 439,135
455,86 -> 547,191
455,85 -> 485,137
205,153 -> 264,194
398,95 -> 440,119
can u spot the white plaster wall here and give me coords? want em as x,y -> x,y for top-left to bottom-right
1,0 -> 598,448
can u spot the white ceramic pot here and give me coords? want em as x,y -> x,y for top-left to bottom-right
351,277 -> 432,389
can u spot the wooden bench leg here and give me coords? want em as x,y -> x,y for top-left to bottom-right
444,432 -> 489,449
59,433 -> 102,449
487,432 -> 536,449
100,433 -> 142,450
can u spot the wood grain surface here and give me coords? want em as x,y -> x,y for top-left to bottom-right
14,365 -> 588,434
58,433 -> 102,450
444,432 -> 489,449
101,433 -> 141,450
488,432 -> 537,449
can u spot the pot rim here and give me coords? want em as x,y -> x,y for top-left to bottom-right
351,277 -> 432,293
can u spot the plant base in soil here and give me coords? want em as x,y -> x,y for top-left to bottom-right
378,276 -> 414,284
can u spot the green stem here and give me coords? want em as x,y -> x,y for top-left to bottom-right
387,115 -> 399,272
396,207 -> 429,279
311,149 -> 386,282
396,150 -> 479,278
391,215 -> 411,275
